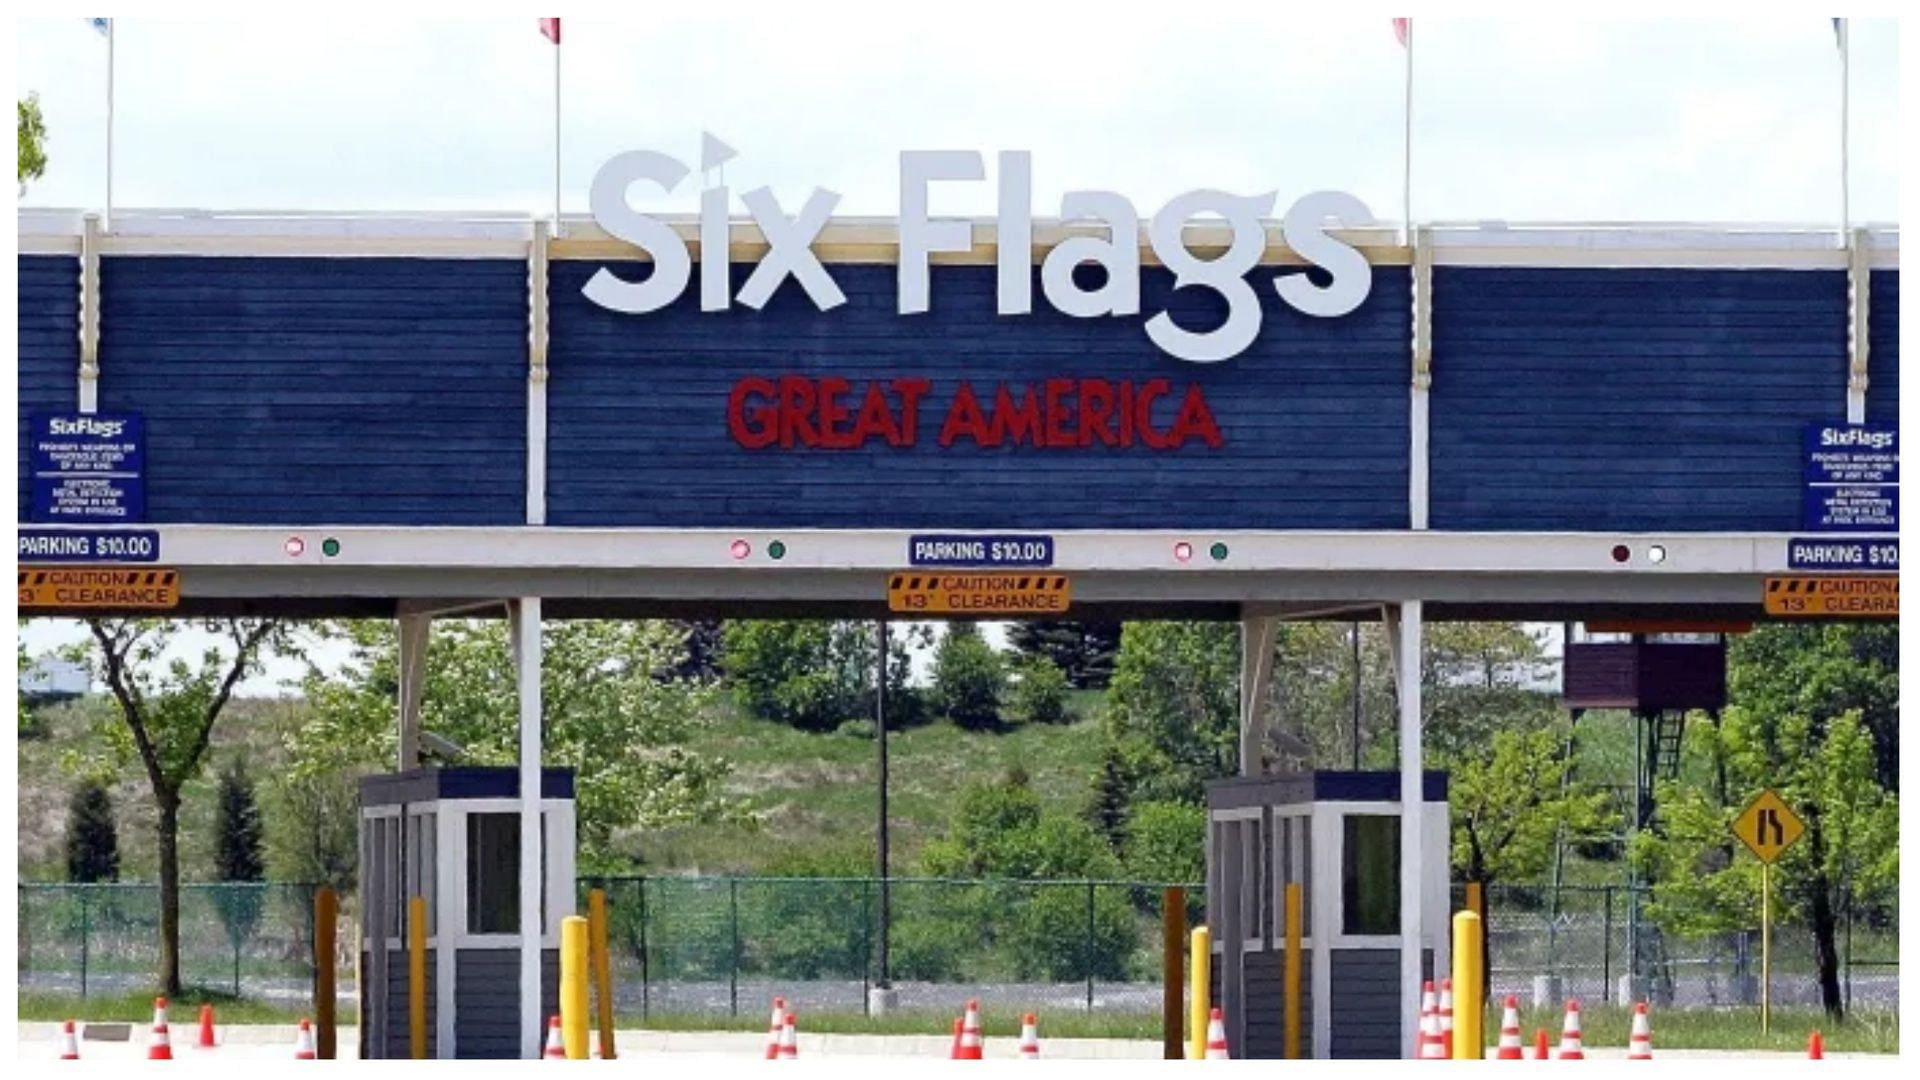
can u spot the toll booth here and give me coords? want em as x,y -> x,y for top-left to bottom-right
1206,771 -> 1450,1059
358,767 -> 577,1059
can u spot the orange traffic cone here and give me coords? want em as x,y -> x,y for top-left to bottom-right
1627,1002 -> 1653,1060
148,997 -> 174,1060
1438,979 -> 1455,1058
765,996 -> 787,1060
1413,980 -> 1437,1058
1556,1001 -> 1585,1060
1533,1028 -> 1550,1060
197,1004 -> 218,1049
292,1018 -> 317,1060
1018,1013 -> 1040,1059
777,1011 -> 798,1059
1808,1030 -> 1825,1059
950,1017 -> 965,1059
1419,1001 -> 1448,1059
1495,996 -> 1525,1059
544,1015 -> 567,1059
59,1020 -> 80,1060
1205,1007 -> 1230,1059
959,999 -> 984,1060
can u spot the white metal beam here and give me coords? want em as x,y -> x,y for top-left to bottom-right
1391,600 -> 1425,1057
1238,614 -> 1278,776
78,214 -> 101,414
527,219 -> 550,525
1847,226 -> 1871,424
1409,225 -> 1433,530
97,524 -> 1826,575
509,597 -> 545,1059
396,613 -> 428,770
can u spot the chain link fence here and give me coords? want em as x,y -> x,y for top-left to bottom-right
18,883 -> 322,1004
1466,884 -> 1899,1012
18,879 -> 1896,1018
587,876 -> 1204,1019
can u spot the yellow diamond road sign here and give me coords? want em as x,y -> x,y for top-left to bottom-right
1732,789 -> 1806,864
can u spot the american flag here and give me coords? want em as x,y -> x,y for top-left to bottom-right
540,18 -> 560,45
88,17 -> 111,36
1393,18 -> 1410,48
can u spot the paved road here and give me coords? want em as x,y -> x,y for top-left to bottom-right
17,1023 -> 1881,1061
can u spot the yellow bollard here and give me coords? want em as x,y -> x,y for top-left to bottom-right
1284,883 -> 1302,1060
1189,925 -> 1211,1060
588,889 -> 616,1060
1451,910 -> 1484,1059
408,896 -> 428,1059
561,915 -> 590,1059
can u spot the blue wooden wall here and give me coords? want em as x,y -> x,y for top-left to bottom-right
1428,268 -> 1852,532
545,263 -> 1412,529
15,254 -> 1897,533
87,256 -> 528,525
1868,271 -> 1899,426
17,256 -> 80,520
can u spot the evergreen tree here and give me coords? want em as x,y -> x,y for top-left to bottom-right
1087,737 -> 1133,851
64,780 -> 120,884
669,619 -> 725,680
214,760 -> 268,956
932,623 -> 1006,731
1006,620 -> 1121,689
215,761 -> 266,883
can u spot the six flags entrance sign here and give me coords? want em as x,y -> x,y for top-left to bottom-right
584,149 -> 1375,364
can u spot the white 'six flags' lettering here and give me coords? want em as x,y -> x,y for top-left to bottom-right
888,573 -> 1070,615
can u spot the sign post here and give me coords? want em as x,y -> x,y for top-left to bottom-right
1731,789 -> 1806,1036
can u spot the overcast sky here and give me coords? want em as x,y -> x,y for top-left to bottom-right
11,11 -> 1901,693
15,13 -> 1901,224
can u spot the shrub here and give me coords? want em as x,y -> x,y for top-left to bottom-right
1123,801 -> 1205,885
1009,656 -> 1071,725
932,624 -> 1006,731
835,718 -> 877,739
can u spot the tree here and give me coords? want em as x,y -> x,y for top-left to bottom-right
1633,624 -> 1899,1020
669,619 -> 725,680
19,93 -> 47,195
64,780 -> 120,883
1085,737 -> 1134,851
1008,655 -> 1071,725
932,623 -> 1006,730
1005,620 -> 1121,689
1421,623 -> 1559,762
1102,622 -> 1239,806
213,760 -> 267,954
75,618 -> 291,996
1123,800 -> 1205,885
1450,725 -> 1616,884
298,619 -> 742,871
722,620 -> 920,731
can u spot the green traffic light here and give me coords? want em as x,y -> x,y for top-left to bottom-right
322,537 -> 341,558
768,540 -> 787,560
1209,542 -> 1229,561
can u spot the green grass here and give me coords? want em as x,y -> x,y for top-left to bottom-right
630,707 -> 1104,873
1484,1002 -> 1897,1054
16,986 -> 358,1026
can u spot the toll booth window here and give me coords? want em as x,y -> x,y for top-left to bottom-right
466,813 -> 549,935
1342,815 -> 1400,936
407,812 -> 436,937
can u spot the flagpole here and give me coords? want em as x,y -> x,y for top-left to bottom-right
554,33 -> 562,236
1839,19 -> 1850,245
106,20 -> 115,232
1402,21 -> 1413,245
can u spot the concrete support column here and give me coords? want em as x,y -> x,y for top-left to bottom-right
396,613 -> 429,770
1386,600 -> 1426,1055
510,597 -> 545,1059
1239,614 -> 1278,776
